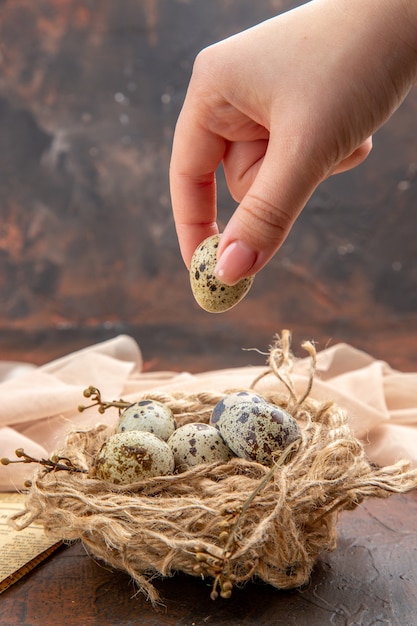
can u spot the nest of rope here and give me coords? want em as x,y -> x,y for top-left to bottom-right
10,333 -> 417,605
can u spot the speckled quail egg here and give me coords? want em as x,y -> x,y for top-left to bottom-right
210,391 -> 301,465
95,430 -> 175,484
117,399 -> 176,441
189,234 -> 254,313
167,422 -> 235,471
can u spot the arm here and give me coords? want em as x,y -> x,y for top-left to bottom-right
169,0 -> 417,285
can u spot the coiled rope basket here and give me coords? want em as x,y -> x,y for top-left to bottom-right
10,332 -> 417,604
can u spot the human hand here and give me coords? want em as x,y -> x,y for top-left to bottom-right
170,0 -> 417,285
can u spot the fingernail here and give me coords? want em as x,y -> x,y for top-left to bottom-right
214,240 -> 257,285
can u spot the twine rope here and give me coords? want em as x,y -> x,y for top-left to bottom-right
10,331 -> 417,605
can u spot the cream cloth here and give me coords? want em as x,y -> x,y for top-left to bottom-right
1,334 -> 417,491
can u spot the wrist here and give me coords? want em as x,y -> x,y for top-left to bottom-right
329,0 -> 417,89
398,0 -> 417,55
357,0 -> 417,61
378,0 -> 417,88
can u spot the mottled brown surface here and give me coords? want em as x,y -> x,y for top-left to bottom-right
0,0 -> 417,373
1,492 -> 417,626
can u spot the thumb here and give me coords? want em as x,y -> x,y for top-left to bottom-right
215,136 -> 323,285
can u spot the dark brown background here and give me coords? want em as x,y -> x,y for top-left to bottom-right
1,0 -> 417,373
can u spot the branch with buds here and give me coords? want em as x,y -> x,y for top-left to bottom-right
78,385 -> 130,414
1,449 -> 88,483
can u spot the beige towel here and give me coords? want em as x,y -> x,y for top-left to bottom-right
1,335 -> 416,491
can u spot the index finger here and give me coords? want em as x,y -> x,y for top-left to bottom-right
169,105 -> 226,267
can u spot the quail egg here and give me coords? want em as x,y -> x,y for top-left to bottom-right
95,430 -> 175,484
117,399 -> 176,441
189,234 -> 254,313
167,422 -> 235,471
210,391 -> 301,465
